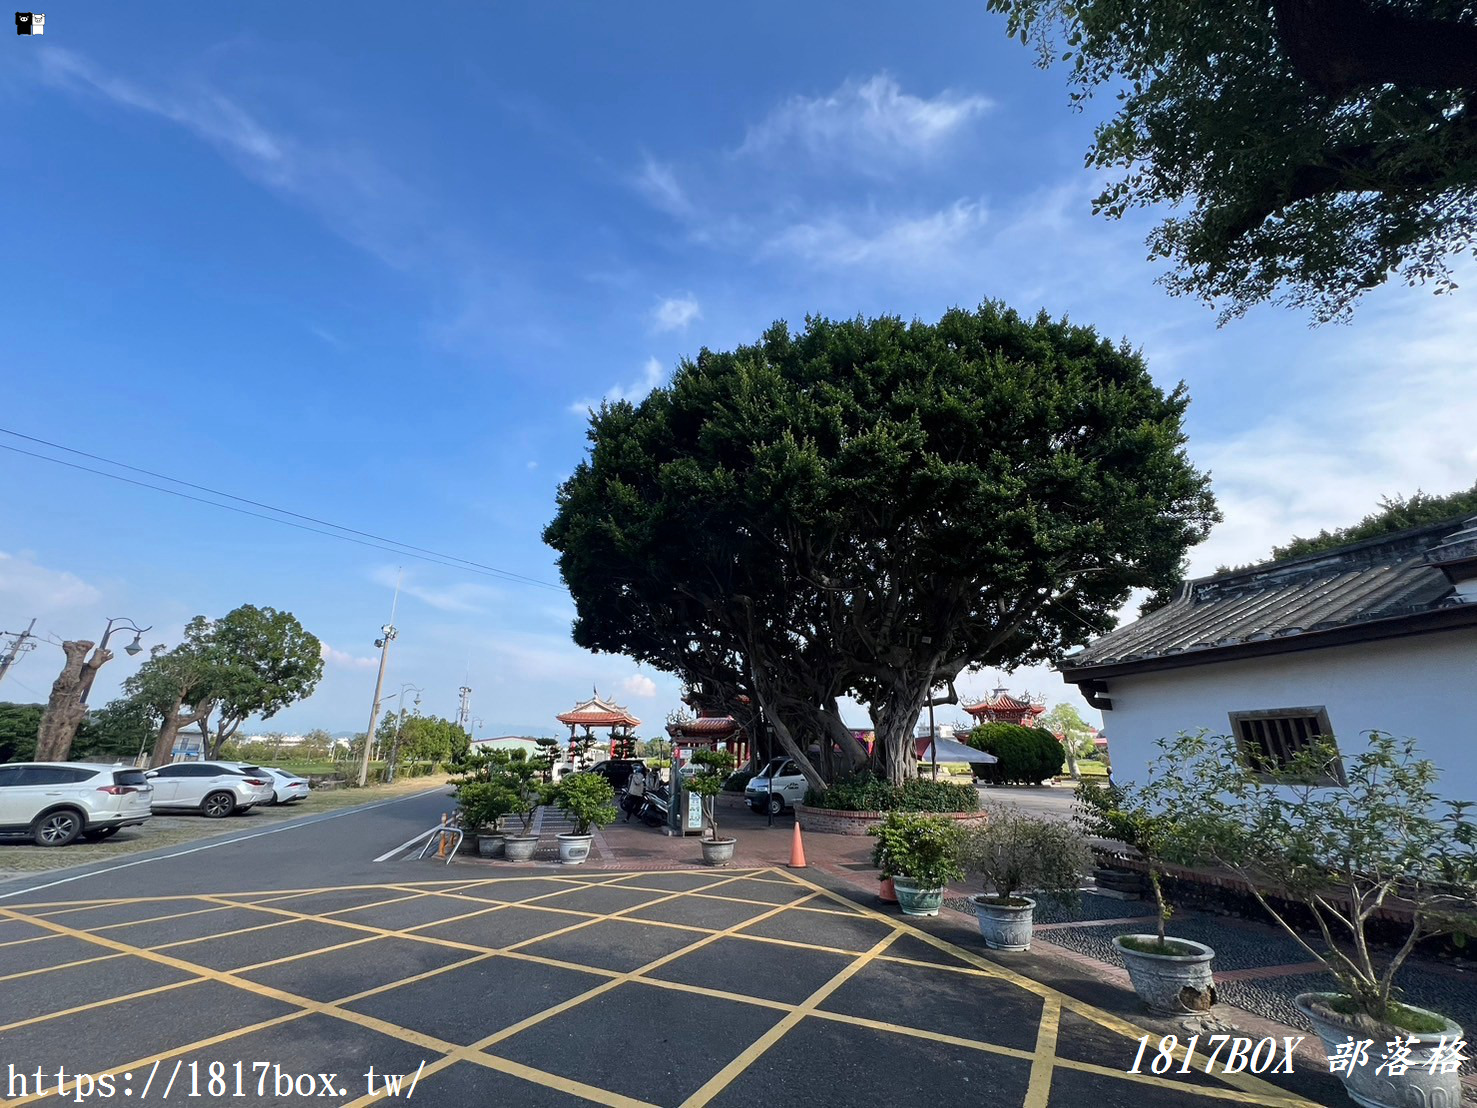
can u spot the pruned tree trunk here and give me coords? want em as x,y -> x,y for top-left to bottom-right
148,698 -> 213,767
36,640 -> 106,762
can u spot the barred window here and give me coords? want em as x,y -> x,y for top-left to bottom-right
1227,706 -> 1344,785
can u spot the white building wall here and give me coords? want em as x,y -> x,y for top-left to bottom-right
1096,627 -> 1477,805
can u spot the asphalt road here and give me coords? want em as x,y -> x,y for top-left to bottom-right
0,785 -> 1338,1108
975,785 -> 1079,822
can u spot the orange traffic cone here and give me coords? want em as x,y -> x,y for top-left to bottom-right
787,818 -> 808,869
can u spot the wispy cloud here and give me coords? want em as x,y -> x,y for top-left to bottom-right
568,356 -> 666,416
635,158 -> 694,219
370,566 -> 503,614
0,551 -> 101,615
621,674 -> 657,699
652,295 -> 701,332
736,74 -> 991,168
764,199 -> 989,272
319,642 -> 379,671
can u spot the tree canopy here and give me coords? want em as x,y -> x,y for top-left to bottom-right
1272,481 -> 1477,559
546,304 -> 1217,788
988,0 -> 1477,322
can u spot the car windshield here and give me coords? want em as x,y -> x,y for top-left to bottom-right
237,766 -> 266,775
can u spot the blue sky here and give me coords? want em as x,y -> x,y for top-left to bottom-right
3,1 -> 1474,737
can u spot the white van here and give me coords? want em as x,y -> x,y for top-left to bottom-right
744,757 -> 807,816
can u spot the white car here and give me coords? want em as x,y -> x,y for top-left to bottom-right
0,762 -> 153,846
145,761 -> 276,818
744,757 -> 808,816
263,767 -> 311,804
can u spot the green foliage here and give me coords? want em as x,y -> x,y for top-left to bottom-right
964,804 -> 1090,904
1274,484 -> 1477,561
988,0 -> 1477,322
1139,731 -> 1477,1026
805,772 -> 980,813
457,781 -> 515,832
722,769 -> 755,793
545,305 -> 1218,790
867,812 -> 966,889
79,698 -> 157,760
1073,778 -> 1176,944
968,723 -> 1064,785
687,749 -> 736,840
456,748 -> 553,835
0,702 -> 41,762
556,771 -> 618,836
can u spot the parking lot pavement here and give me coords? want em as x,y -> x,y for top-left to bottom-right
0,865 -> 1333,1107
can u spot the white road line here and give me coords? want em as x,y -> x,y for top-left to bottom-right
0,789 -> 445,902
373,827 -> 438,863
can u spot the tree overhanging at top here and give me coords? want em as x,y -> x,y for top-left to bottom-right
545,303 -> 1218,788
988,0 -> 1477,323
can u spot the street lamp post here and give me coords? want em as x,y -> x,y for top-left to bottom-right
80,617 -> 151,704
385,684 -> 422,784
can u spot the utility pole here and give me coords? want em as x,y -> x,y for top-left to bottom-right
456,685 -> 472,735
0,618 -> 37,686
357,572 -> 401,788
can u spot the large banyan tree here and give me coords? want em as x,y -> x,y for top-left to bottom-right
545,303 -> 1218,788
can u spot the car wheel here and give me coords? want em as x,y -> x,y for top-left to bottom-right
202,791 -> 237,819
767,794 -> 785,817
33,809 -> 83,847
81,827 -> 119,843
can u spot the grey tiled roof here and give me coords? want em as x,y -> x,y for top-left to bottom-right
1060,516 -> 1475,673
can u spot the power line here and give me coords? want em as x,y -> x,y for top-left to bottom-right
0,435 -> 565,592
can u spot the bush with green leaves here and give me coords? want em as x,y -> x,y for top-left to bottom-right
965,805 -> 1090,906
1074,778 -> 1179,947
868,812 -> 966,889
1141,730 -> 1477,1032
968,723 -> 1064,785
457,782 -> 515,833
686,750 -> 737,840
722,768 -> 755,793
805,773 -> 979,813
556,771 -> 618,836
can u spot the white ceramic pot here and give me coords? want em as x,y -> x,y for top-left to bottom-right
1297,992 -> 1464,1108
700,837 -> 737,866
503,834 -> 539,862
557,833 -> 593,865
1113,934 -> 1217,1014
971,895 -> 1036,951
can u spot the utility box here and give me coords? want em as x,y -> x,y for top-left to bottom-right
668,776 -> 705,836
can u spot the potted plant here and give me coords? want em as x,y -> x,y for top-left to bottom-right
456,781 -> 514,858
1145,731 -> 1477,1108
687,749 -> 737,865
870,836 -> 899,903
1075,778 -> 1217,1012
867,812 -> 965,917
963,805 -> 1090,951
554,771 -> 618,864
499,754 -> 552,862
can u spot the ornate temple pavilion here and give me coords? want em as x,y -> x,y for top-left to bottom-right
962,688 -> 1047,728
556,690 -> 641,759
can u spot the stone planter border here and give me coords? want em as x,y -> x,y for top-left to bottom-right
793,804 -> 984,836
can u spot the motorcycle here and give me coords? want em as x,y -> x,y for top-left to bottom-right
637,786 -> 669,827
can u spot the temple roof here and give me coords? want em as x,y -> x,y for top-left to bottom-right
666,715 -> 739,738
556,690 -> 641,728
963,691 -> 1045,718
1058,515 -> 1477,680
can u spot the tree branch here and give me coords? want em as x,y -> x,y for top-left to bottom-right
1271,0 -> 1477,96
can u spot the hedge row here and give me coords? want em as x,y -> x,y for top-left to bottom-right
804,774 -> 979,813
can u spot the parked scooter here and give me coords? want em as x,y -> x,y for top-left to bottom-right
638,786 -> 669,827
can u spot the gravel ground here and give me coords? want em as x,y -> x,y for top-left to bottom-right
1042,917 -> 1312,972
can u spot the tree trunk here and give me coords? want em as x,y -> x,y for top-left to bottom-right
868,674 -> 936,787
35,641 -> 95,762
149,698 -> 186,768
1063,733 -> 1081,781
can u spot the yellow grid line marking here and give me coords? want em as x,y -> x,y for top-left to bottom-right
770,866 -> 1321,1107
679,928 -> 904,1108
0,977 -> 207,1034
1023,996 -> 1061,1108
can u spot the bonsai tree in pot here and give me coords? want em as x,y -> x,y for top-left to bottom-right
1146,730 -> 1477,1108
554,771 -> 617,865
1074,777 -> 1218,1013
457,781 -> 515,858
963,805 -> 1090,951
871,835 -> 899,903
500,753 -> 555,862
867,812 -> 965,917
688,749 -> 737,865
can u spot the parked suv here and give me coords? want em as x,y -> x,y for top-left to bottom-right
745,757 -> 807,816
0,762 -> 153,846
145,762 -> 275,818
588,759 -> 647,791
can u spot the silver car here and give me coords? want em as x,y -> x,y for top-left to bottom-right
263,767 -> 311,804
745,757 -> 808,816
0,762 -> 154,846
145,761 -> 276,818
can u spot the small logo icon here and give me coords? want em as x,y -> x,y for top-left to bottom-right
15,11 -> 43,34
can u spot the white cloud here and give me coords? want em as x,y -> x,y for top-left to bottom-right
0,552 -> 101,614
319,642 -> 378,671
369,566 -> 503,614
764,199 -> 989,272
568,356 -> 665,416
621,674 -> 658,699
652,295 -> 701,332
526,460 -> 539,470
737,74 -> 991,166
635,158 -> 694,218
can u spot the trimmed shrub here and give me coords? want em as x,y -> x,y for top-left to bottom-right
805,772 -> 978,813
968,723 -> 1064,785
722,769 -> 756,793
